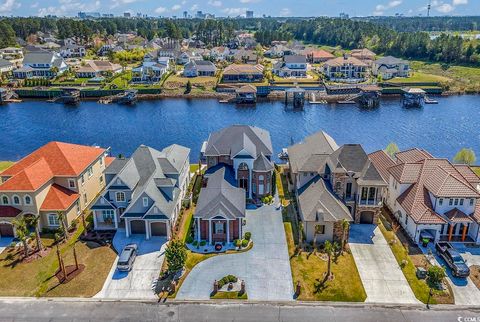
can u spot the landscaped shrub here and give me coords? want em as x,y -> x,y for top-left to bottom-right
200,240 -> 206,246
241,239 -> 248,248
427,265 -> 446,287
244,232 -> 251,241
261,195 -> 274,204
234,239 -> 241,247
218,275 -> 238,289
192,240 -> 198,246
186,235 -> 194,244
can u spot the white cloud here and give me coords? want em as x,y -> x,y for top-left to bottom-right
30,1 -> 39,8
208,0 -> 222,7
279,7 -> 291,16
239,0 -> 260,3
38,0 -> 100,16
0,0 -> 21,13
155,6 -> 167,14
171,4 -> 181,10
222,7 -> 246,16
190,4 -> 198,11
436,3 -> 454,12
453,0 -> 468,4
110,0 -> 139,9
374,0 -> 402,15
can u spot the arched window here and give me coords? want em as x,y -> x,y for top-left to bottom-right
1,195 -> 8,205
335,181 -> 341,191
24,195 -> 32,205
238,162 -> 249,171
259,175 -> 264,181
13,195 -> 20,205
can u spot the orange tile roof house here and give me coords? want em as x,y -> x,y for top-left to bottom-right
0,142 -> 109,238
369,148 -> 480,245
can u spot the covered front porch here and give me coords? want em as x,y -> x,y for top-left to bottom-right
194,216 -> 242,245
92,208 -> 120,230
440,208 -> 478,243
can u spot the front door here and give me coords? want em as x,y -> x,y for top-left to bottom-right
259,183 -> 264,195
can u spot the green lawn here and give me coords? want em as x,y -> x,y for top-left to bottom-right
211,291 -> 248,299
285,223 -> 366,302
109,71 -> 132,89
389,71 -> 450,84
0,225 -> 116,297
0,161 -> 13,173
377,217 -> 453,304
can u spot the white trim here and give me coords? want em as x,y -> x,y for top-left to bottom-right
116,192 -> 126,202
12,194 -> 21,206
68,179 -> 76,189
1,195 -> 9,205
24,195 -> 32,205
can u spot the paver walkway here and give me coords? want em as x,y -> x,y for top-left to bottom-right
95,229 -> 167,299
349,224 -> 419,304
176,203 -> 294,300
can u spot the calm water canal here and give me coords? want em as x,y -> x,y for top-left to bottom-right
0,95 -> 479,162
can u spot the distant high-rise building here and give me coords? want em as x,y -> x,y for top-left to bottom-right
78,11 -> 101,19
196,11 -> 203,18
339,12 -> 349,19
124,12 -> 131,18
183,11 -> 188,18
246,10 -> 254,18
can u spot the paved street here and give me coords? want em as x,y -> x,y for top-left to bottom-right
94,230 -> 167,299
349,224 -> 419,304
177,203 -> 294,300
0,298 -> 478,322
421,244 -> 480,306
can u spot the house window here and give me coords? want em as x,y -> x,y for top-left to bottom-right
460,199 -> 464,206
116,192 -> 125,202
143,197 -> 149,207
335,181 -> 341,191
310,172 -> 315,176
24,195 -> 32,205
315,224 -> 325,235
102,210 -> 115,221
100,157 -> 103,166
88,166 -> 93,178
12,195 -> 20,205
449,199 -> 453,206
439,198 -> 443,206
470,199 -> 475,206
214,221 -> 224,234
454,199 -> 459,206
346,182 -> 352,198
48,214 -> 60,226
83,194 -> 87,204
68,179 -> 76,189
303,173 -> 307,177
100,176 -> 104,184
76,200 -> 80,214
1,196 -> 8,205
81,175 -> 85,185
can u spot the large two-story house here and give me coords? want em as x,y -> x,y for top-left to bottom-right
273,55 -> 308,78
13,51 -> 68,79
322,56 -> 368,83
221,64 -> 264,83
372,56 -> 410,80
287,131 -> 386,243
132,56 -> 172,83
0,142 -> 109,238
202,125 -> 274,200
90,144 -> 190,240
370,148 -> 480,245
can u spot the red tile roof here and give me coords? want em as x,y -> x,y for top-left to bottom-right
368,150 -> 396,182
0,205 -> 22,218
395,148 -> 432,164
454,164 -> 480,185
445,208 -> 473,223
0,142 -> 105,192
105,157 -> 115,167
40,184 -> 79,211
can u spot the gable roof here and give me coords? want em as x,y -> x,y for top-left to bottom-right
324,56 -> 367,67
368,150 -> 396,182
287,131 -> 338,174
297,176 -> 352,222
195,166 -> 245,220
374,56 -> 408,65
40,184 -> 79,211
0,142 -> 105,192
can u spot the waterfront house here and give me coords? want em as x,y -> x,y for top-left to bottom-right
372,56 -> 410,80
183,60 -> 217,77
0,142 -> 109,238
0,58 -> 14,76
59,44 -> 86,58
222,64 -> 264,83
132,57 -> 172,83
235,85 -> 257,103
13,51 -> 68,79
304,49 -> 335,64
75,60 -> 123,78
287,131 -> 386,242
265,44 -> 292,58
210,46 -> 234,62
193,165 -> 245,245
322,56 -> 368,83
273,55 -> 308,78
203,125 -> 274,200
232,49 -> 259,64
369,148 -> 480,245
90,144 -> 190,240
0,47 -> 23,67
351,48 -> 376,65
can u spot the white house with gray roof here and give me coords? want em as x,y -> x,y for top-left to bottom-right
91,144 -> 190,240
372,56 -> 410,80
273,55 -> 308,78
287,131 -> 386,243
13,51 -> 68,79
203,125 -> 274,200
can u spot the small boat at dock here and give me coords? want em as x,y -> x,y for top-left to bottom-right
99,90 -> 138,105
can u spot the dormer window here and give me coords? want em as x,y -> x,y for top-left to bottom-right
143,197 -> 149,207
69,179 -> 76,189
24,195 -> 32,205
439,198 -> 443,206
454,199 -> 459,206
2,195 -> 9,205
449,199 -> 453,206
460,199 -> 464,206
13,195 -> 20,205
116,192 -> 125,202
470,199 -> 475,206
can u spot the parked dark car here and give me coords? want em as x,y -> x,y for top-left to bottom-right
435,242 -> 470,278
117,243 -> 138,272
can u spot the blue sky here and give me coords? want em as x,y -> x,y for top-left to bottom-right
0,0 -> 477,17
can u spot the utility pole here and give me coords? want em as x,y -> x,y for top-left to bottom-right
427,0 -> 431,17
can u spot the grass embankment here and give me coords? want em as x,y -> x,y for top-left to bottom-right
378,213 -> 453,304
277,167 -> 366,302
392,61 -> 480,93
0,161 -> 13,173
163,75 -> 218,95
0,225 -> 116,297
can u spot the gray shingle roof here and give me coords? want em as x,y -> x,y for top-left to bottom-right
0,58 -> 13,68
253,153 -> 274,172
298,176 -> 352,222
375,56 -> 407,65
284,55 -> 307,64
195,166 -> 246,220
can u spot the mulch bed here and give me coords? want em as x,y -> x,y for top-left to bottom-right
55,264 -> 86,283
470,265 -> 480,291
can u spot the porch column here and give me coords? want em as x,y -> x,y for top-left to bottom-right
462,224 -> 467,242
249,169 -> 253,199
448,224 -> 454,241
125,218 -> 130,237
145,220 -> 150,240
208,219 -> 212,245
238,218 -> 242,239
196,217 -> 201,243
93,211 -> 98,228
114,210 -> 118,229
167,222 -> 172,240
226,219 -> 230,243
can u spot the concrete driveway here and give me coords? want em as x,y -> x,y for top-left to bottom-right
0,237 -> 13,254
95,229 -> 167,299
176,203 -> 294,301
421,244 -> 480,305
349,224 -> 419,304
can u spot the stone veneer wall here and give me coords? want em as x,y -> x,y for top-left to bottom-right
354,206 -> 382,224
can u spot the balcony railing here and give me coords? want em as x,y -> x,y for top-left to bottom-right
358,199 -> 382,206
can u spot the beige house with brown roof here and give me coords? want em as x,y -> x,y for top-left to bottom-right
222,64 -> 264,83
76,60 -> 123,78
322,56 -> 368,83
0,142 -> 110,238
370,148 -> 480,245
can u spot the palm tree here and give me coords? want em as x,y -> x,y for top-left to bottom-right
324,240 -> 334,279
81,210 -> 88,236
25,215 -> 43,252
12,218 -> 30,258
56,211 -> 68,242
341,219 -> 350,254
